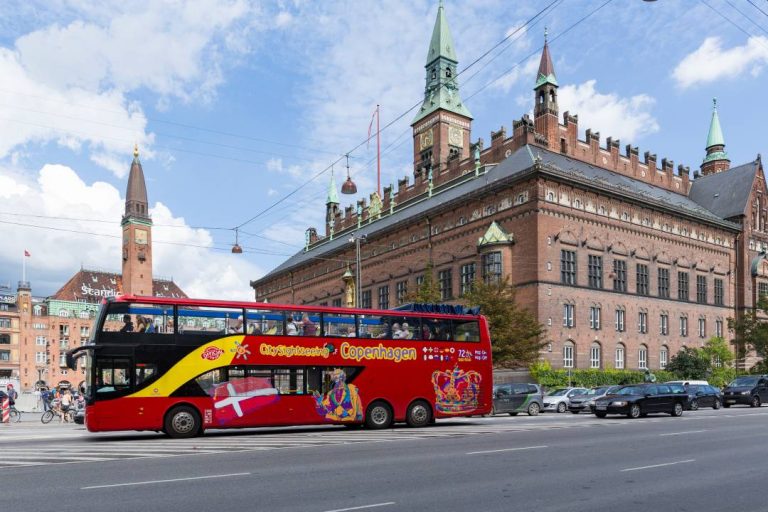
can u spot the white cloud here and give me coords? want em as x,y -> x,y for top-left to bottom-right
558,80 -> 659,142
491,57 -> 539,94
0,163 -> 262,300
673,36 -> 768,89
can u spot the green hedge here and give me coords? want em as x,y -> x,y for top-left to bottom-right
529,362 -> 676,389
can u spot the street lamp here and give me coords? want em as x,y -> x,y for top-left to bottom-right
349,233 -> 367,307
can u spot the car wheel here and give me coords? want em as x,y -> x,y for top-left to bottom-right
509,412 -> 519,416
557,402 -> 567,413
365,401 -> 393,429
527,402 -> 541,416
751,396 -> 761,408
713,399 -> 721,410
671,402 -> 684,417
595,411 -> 607,418
571,410 -> 580,414
690,399 -> 699,411
405,400 -> 432,428
164,406 -> 201,438
628,404 -> 641,419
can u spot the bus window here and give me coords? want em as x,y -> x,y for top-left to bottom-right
103,303 -> 174,334
135,363 -> 158,387
95,358 -> 131,394
422,318 -> 451,341
323,313 -> 356,337
358,315 -> 386,338
245,309 -> 285,335
378,315 -> 421,340
454,320 -> 480,342
178,307 -> 244,335
297,313 -> 319,337
195,368 -> 227,397
271,368 -> 305,394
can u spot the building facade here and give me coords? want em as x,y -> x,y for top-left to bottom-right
4,147 -> 186,391
251,6 -> 766,370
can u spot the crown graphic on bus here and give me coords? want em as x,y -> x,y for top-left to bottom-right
431,366 -> 482,414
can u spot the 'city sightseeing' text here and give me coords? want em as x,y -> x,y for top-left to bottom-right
259,343 -> 330,358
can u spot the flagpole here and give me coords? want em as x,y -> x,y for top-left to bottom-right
22,250 -> 26,284
376,104 -> 381,196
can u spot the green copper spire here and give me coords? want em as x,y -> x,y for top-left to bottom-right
412,1 -> 472,124
326,166 -> 339,205
703,98 -> 728,164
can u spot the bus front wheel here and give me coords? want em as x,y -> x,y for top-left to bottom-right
406,400 -> 432,428
164,406 -> 201,438
365,401 -> 393,429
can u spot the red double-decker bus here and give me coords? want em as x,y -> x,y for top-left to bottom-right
68,296 -> 492,437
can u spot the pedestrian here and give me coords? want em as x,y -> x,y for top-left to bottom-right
41,388 -> 51,412
60,389 -> 73,423
6,383 -> 17,407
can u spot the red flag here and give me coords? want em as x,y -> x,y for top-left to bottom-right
24,250 -> 30,257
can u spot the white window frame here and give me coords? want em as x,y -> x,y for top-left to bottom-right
615,344 -> 625,369
563,343 -> 574,368
638,346 -> 648,370
698,318 -> 706,338
563,304 -> 574,328
590,343 -> 601,369
615,308 -> 625,332
660,346 -> 668,369
589,306 -> 601,330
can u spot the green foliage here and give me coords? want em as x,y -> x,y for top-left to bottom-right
528,364 -> 675,389
461,277 -> 546,368
664,347 -> 710,379
729,294 -> 768,359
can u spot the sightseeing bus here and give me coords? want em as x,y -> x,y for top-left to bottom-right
67,295 -> 492,438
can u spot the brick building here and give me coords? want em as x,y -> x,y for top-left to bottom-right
251,5 -> 766,370
3,147 -> 186,391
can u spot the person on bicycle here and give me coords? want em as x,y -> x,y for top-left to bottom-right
59,389 -> 73,423
6,383 -> 17,407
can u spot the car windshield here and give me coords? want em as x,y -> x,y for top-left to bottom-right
729,377 -> 758,387
587,387 -> 611,395
615,386 -> 644,395
547,389 -> 568,396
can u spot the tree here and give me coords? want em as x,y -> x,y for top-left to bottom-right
460,277 -> 545,368
664,347 -> 710,380
729,295 -> 768,361
403,263 -> 440,303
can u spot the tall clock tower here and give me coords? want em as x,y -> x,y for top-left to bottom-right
121,145 -> 153,296
411,0 -> 472,178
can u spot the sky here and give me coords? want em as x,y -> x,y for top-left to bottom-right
1,0 -> 767,301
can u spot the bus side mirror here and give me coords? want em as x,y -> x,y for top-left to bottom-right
65,353 -> 76,370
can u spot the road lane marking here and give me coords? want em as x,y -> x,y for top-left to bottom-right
467,445 -> 548,455
81,472 -> 251,490
620,459 -> 695,472
659,430 -> 708,436
323,503 -> 396,512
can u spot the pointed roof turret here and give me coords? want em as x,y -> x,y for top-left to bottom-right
702,98 -> 729,168
326,167 -> 339,205
124,144 -> 150,221
412,1 -> 472,124
535,29 -> 558,88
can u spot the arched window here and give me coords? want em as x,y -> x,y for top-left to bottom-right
59,310 -> 69,318
563,341 -> 575,368
615,343 -> 625,369
539,92 -> 545,105
445,67 -> 452,78
79,310 -> 89,319
590,342 -> 601,369
660,345 -> 669,369
33,305 -> 42,316
638,344 -> 648,370
549,90 -> 556,103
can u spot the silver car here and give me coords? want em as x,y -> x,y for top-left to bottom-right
542,387 -> 589,413
568,385 -> 621,414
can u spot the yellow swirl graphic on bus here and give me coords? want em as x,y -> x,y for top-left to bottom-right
259,343 -> 330,358
340,342 -> 417,363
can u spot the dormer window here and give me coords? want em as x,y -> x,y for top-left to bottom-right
445,67 -> 452,78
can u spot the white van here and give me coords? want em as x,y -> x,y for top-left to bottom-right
665,380 -> 709,386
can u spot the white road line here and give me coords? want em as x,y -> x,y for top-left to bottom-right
659,430 -> 708,437
81,472 -> 251,490
466,445 -> 548,455
323,502 -> 396,512
620,459 -> 695,472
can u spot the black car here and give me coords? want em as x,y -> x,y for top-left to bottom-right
722,376 -> 768,407
593,383 -> 688,419
687,384 -> 722,410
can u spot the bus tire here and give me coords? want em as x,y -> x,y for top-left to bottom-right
365,401 -> 393,429
164,406 -> 201,438
406,400 -> 432,428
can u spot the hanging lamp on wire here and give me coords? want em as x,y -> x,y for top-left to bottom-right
341,153 -> 357,194
231,227 -> 243,254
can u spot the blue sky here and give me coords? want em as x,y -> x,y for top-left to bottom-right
0,0 -> 767,300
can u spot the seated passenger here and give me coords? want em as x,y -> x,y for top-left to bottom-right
120,314 -> 134,333
400,322 -> 412,339
302,314 -> 317,336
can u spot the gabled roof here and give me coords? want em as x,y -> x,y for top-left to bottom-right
478,221 -> 513,246
253,145 -> 739,284
51,269 -> 187,303
688,160 -> 759,219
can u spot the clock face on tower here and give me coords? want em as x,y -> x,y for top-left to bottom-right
419,128 -> 434,151
448,126 -> 463,147
135,229 -> 148,245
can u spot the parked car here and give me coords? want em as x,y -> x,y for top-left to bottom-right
491,383 -> 543,416
722,375 -> 768,407
593,383 -> 688,418
542,387 -> 589,413
686,384 -> 722,410
665,380 -> 710,387
568,385 -> 621,414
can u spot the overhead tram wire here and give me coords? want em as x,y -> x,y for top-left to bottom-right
701,0 -> 768,51
233,0 -> 562,233
746,0 -> 768,20
723,0 -> 768,37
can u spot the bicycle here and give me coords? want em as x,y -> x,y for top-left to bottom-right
41,404 -> 74,424
9,405 -> 21,423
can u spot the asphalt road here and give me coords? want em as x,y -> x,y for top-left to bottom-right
2,407 -> 767,512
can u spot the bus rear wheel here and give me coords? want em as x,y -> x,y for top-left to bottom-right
164,406 -> 201,438
365,401 -> 393,429
406,400 -> 432,428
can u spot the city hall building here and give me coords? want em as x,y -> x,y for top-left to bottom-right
1,147 -> 185,391
251,5 -> 766,371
